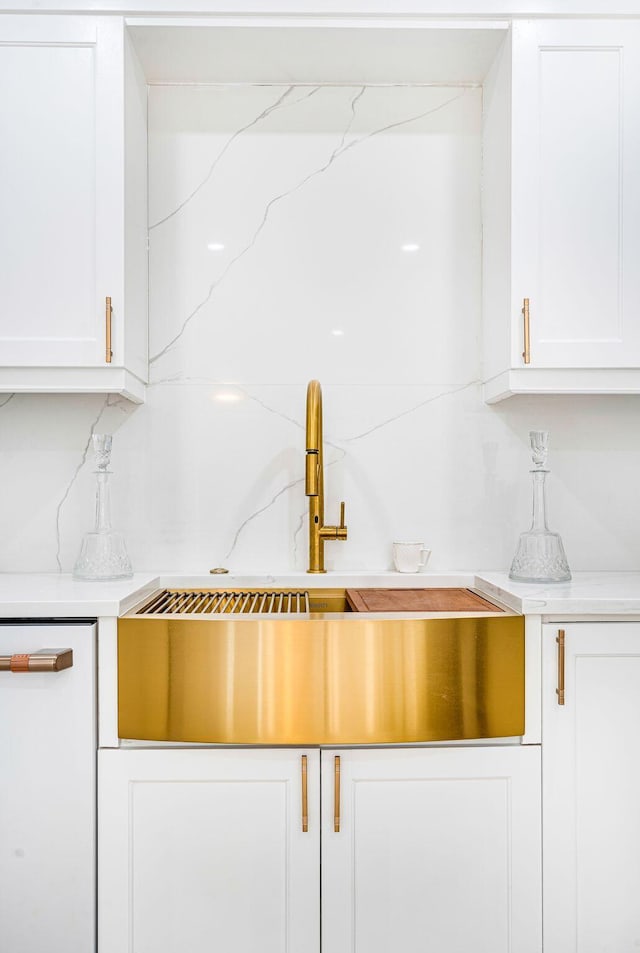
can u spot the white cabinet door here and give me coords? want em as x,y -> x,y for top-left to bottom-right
0,622 -> 96,953
483,21 -> 640,400
543,622 -> 640,953
321,746 -> 541,953
0,16 -> 147,399
0,16 -> 118,366
98,747 -> 320,953
513,21 -> 640,369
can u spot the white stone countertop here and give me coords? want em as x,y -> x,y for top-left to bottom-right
475,571 -> 640,616
0,571 -> 474,617
0,570 -> 640,617
0,573 -> 159,618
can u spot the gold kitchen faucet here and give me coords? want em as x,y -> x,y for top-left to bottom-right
305,379 -> 347,573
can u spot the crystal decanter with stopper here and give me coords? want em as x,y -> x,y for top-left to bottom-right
509,430 -> 571,583
73,434 -> 133,580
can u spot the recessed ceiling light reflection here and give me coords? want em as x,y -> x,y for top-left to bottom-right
211,388 -> 244,403
331,329 -> 345,336
207,242 -> 225,252
401,243 -> 420,252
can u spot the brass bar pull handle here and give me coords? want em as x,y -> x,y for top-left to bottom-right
556,629 -> 565,706
105,296 -> 113,364
339,502 -> 345,529
0,649 -> 73,673
522,298 -> 531,365
334,755 -> 341,832
301,755 -> 308,833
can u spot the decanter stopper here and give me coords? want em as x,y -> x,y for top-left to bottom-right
509,430 -> 571,584
72,433 -> 133,581
93,433 -> 112,471
529,430 -> 548,469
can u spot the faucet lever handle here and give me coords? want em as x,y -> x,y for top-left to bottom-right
336,501 -> 347,540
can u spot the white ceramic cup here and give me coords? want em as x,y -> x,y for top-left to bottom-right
392,542 -> 431,573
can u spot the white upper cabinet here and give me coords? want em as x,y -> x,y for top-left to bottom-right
5,13 -> 637,406
0,16 -> 147,402
482,20 -> 640,402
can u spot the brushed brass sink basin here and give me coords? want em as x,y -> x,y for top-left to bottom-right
119,587 -> 523,746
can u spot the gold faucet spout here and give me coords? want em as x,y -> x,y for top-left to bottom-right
305,380 -> 322,498
305,380 -> 322,453
305,379 -> 347,573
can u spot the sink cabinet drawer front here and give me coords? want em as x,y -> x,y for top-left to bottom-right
117,616 -> 525,744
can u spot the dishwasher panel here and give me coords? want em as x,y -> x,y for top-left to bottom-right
0,622 -> 96,953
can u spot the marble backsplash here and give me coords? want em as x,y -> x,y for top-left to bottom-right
1,83 -> 639,573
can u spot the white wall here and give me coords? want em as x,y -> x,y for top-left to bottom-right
1,81 -> 639,574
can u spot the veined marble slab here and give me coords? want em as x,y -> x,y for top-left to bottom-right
2,83 -> 640,578
476,571 -> 640,616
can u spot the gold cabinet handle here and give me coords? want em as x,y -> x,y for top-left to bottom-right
522,297 -> 531,365
334,755 -> 341,833
105,296 -> 113,364
301,755 -> 308,833
556,629 -> 565,706
0,648 -> 73,673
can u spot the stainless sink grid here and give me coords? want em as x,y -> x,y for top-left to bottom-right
137,589 -> 311,615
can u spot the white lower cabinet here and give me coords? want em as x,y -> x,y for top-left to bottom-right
0,623 -> 96,953
99,744 -> 541,953
98,748 -> 321,953
543,622 -> 640,953
321,746 -> 541,953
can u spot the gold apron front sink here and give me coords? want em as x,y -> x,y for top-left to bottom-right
118,588 -> 523,746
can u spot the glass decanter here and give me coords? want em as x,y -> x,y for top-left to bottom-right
73,434 -> 133,580
509,431 -> 571,584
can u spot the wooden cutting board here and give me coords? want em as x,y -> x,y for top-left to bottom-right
345,587 -> 503,613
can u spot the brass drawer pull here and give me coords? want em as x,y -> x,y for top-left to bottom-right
0,649 -> 73,673
301,755 -> 308,833
522,298 -> 531,364
556,629 -> 565,706
105,296 -> 113,364
334,755 -> 341,833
